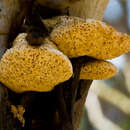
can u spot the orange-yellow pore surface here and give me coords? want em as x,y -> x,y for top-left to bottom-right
80,60 -> 118,80
47,16 -> 130,60
0,33 -> 73,93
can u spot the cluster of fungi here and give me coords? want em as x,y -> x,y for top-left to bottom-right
0,16 -> 130,93
0,15 -> 130,127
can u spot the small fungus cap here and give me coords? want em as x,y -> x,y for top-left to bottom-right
80,60 -> 118,80
47,16 -> 130,60
0,33 -> 73,93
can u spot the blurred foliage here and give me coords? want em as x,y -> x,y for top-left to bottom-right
121,119 -> 130,130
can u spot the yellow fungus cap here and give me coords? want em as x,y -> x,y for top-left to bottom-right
0,33 -> 73,93
80,60 -> 118,80
46,16 -> 130,60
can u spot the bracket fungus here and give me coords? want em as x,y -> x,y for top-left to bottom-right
80,60 -> 118,80
0,33 -> 73,93
0,15 -> 129,93
43,16 -> 130,60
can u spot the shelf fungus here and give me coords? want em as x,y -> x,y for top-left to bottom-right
80,60 -> 118,80
43,16 -> 130,60
0,33 -> 73,93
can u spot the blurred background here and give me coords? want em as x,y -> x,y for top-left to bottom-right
79,0 -> 130,130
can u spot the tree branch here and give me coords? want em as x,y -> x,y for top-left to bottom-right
0,0 -> 25,57
70,0 -> 109,20
69,0 -> 110,129
0,0 -> 109,130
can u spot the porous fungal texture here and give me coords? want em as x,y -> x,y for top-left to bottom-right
44,16 -> 130,60
0,33 -> 73,93
80,60 -> 118,80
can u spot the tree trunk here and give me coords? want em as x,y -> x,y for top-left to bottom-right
0,0 -> 109,130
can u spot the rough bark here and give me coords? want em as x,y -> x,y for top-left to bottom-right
0,0 -> 109,130
70,0 -> 109,20
0,0 -> 25,57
